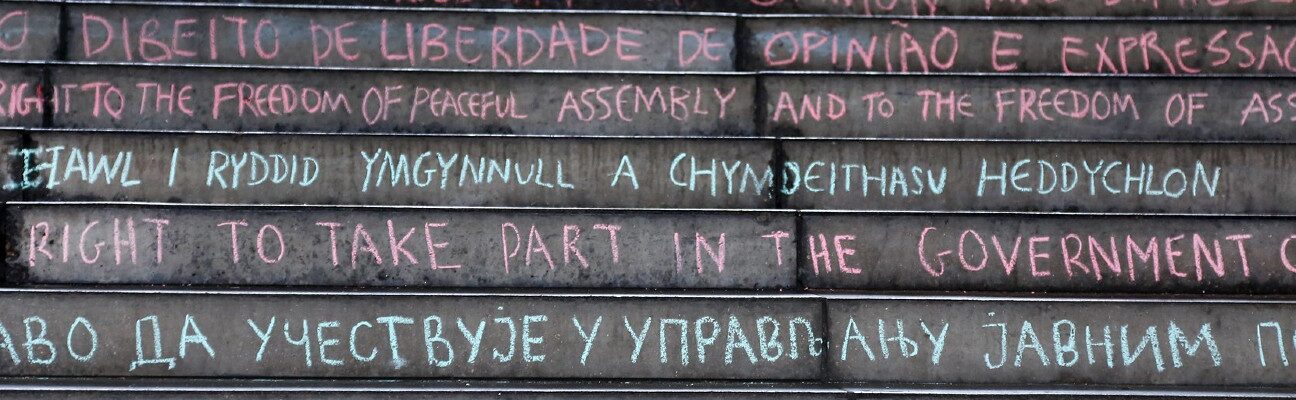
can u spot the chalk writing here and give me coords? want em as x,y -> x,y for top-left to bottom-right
781,141 -> 1296,214
828,299 -> 1289,386
251,0 -> 1296,17
2,293 -> 1296,385
746,20 -> 1296,74
68,4 -> 734,71
0,68 -> 45,128
9,136 -> 1296,213
9,134 -> 777,208
9,205 -> 795,288
764,76 -> 1291,141
0,4 -> 58,61
801,214 -> 1296,294
0,293 -> 825,379
744,0 -> 1296,16
46,66 -> 754,136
